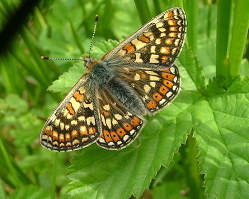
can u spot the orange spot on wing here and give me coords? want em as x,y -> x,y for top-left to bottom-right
102,110 -> 109,116
89,127 -> 96,135
163,80 -> 174,88
167,11 -> 173,18
110,131 -> 120,142
123,42 -> 135,53
159,85 -> 169,95
52,130 -> 58,140
131,117 -> 140,127
161,56 -> 169,63
138,35 -> 150,43
117,128 -> 126,138
82,137 -> 89,142
66,102 -> 75,115
103,130 -> 112,143
80,125 -> 87,136
168,20 -> 177,26
44,126 -> 52,136
169,26 -> 178,32
161,72 -> 174,80
160,47 -> 171,54
65,133 -> 71,141
165,38 -> 174,45
59,134 -> 65,142
123,123 -> 132,131
169,32 -> 177,38
147,100 -> 157,110
153,93 -> 163,102
73,139 -> 80,145
74,91 -> 83,102
71,130 -> 78,138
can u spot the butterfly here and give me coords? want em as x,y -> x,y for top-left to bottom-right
40,7 -> 187,151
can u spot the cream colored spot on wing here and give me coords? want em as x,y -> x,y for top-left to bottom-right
174,39 -> 181,46
60,122 -> 64,130
83,102 -> 93,110
172,48 -> 177,55
149,54 -> 159,63
156,22 -> 164,28
131,38 -> 147,49
101,114 -> 106,126
71,120 -> 77,126
87,116 -> 95,126
65,124 -> 70,130
106,118 -> 112,129
54,118 -> 60,127
112,118 -> 118,125
146,70 -> 158,76
70,97 -> 80,112
119,49 -> 126,56
103,104 -> 110,111
160,32 -> 166,37
159,27 -> 166,32
150,82 -> 156,87
135,53 -> 143,62
66,114 -> 73,120
155,38 -> 161,45
134,73 -> 140,81
78,116 -> 85,121
78,87 -> 85,94
150,46 -> 156,53
114,114 -> 122,120
144,32 -> 154,41
144,84 -> 151,93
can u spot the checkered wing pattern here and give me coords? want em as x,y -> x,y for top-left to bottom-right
96,88 -> 144,149
115,64 -> 180,113
102,8 -> 186,67
40,78 -> 100,152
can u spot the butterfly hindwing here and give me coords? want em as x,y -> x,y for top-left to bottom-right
40,78 -> 100,152
115,64 -> 180,113
102,8 -> 186,67
96,88 -> 144,150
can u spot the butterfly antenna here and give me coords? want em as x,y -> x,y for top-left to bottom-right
89,15 -> 98,58
41,56 -> 82,61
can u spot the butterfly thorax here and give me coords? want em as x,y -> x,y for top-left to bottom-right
86,59 -> 146,115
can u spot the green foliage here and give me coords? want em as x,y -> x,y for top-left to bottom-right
0,0 -> 249,199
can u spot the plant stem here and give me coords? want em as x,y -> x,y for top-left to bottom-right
216,0 -> 232,78
229,0 -> 249,77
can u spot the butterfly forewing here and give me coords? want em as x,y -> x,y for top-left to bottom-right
40,80 -> 100,152
102,8 -> 186,67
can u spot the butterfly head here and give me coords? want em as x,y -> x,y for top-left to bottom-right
83,56 -> 98,69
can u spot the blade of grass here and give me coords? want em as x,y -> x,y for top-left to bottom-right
229,0 -> 249,77
70,20 -> 85,54
0,136 -> 21,187
134,0 -> 151,25
51,153 -> 58,199
183,0 -> 198,54
216,0 -> 232,78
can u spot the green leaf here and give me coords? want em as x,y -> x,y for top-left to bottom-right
10,185 -> 50,199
